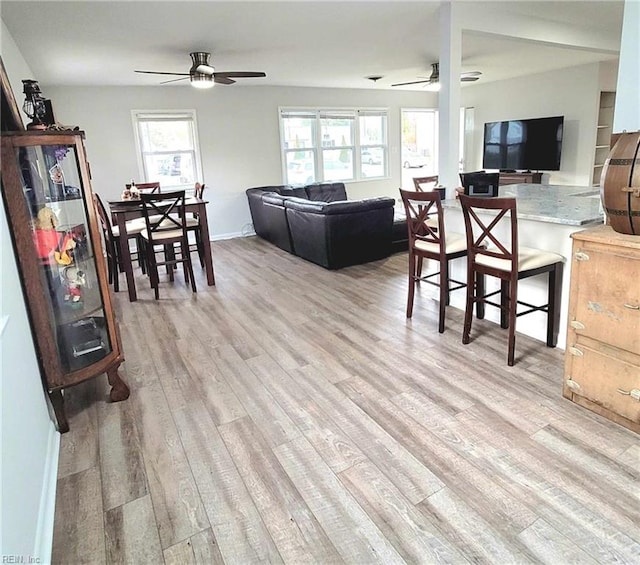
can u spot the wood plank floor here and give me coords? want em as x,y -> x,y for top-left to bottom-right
52,236 -> 640,564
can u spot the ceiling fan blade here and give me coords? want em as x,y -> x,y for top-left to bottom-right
461,76 -> 480,82
461,71 -> 482,78
159,77 -> 190,84
214,76 -> 236,85
391,79 -> 432,87
213,71 -> 267,78
135,70 -> 190,76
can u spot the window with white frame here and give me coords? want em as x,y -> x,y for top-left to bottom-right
280,108 -> 388,184
132,110 -> 203,190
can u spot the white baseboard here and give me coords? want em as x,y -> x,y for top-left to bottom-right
211,230 -> 255,241
33,424 -> 60,563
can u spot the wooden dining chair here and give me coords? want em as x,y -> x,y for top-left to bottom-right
458,194 -> 565,365
139,190 -> 196,299
93,193 -> 145,291
126,181 -> 161,193
178,182 -> 207,267
400,188 -> 473,333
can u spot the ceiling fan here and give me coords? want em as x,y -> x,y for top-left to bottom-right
135,52 -> 266,89
391,63 -> 481,89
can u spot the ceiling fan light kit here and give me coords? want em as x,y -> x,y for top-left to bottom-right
190,73 -> 214,89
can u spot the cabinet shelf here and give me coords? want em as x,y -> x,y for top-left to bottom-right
592,91 -> 616,186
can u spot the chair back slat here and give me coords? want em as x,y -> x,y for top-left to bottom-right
459,194 -> 518,268
412,176 -> 439,192
93,193 -> 116,244
127,182 -> 161,193
194,182 -> 206,199
141,190 -> 188,237
400,188 -> 446,254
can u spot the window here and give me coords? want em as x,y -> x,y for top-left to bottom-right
280,108 -> 388,184
401,107 -> 472,188
132,110 -> 203,190
401,109 -> 438,189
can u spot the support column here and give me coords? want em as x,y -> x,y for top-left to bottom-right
438,1 -> 462,195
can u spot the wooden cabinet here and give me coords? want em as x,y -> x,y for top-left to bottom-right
1,130 -> 129,432
564,225 -> 640,433
498,172 -> 542,185
592,91 -> 616,186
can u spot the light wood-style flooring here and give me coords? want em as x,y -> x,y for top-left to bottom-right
52,236 -> 640,564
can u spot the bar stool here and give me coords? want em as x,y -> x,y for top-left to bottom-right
458,194 -> 565,366
412,175 -> 439,191
399,188 -> 471,333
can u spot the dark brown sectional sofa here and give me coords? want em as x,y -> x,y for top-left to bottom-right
246,182 -> 396,269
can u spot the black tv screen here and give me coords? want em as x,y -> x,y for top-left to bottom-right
482,116 -> 564,171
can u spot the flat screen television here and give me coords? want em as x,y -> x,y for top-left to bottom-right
482,116 -> 564,171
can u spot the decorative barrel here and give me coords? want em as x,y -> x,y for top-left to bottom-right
601,131 -> 640,235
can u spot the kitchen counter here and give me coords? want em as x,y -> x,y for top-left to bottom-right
442,184 -> 605,226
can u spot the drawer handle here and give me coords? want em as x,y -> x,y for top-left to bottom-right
566,379 -> 581,390
623,303 -> 640,310
569,346 -> 584,357
574,251 -> 590,261
570,320 -> 585,330
616,389 -> 640,401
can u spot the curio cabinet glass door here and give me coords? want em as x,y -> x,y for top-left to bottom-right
1,130 -> 129,432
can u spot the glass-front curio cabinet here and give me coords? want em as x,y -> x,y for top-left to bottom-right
1,130 -> 129,432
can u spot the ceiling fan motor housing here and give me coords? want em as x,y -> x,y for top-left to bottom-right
190,52 -> 214,75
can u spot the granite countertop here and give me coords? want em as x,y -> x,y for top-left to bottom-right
442,184 -> 605,226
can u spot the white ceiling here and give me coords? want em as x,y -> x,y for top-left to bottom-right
1,1 -> 624,91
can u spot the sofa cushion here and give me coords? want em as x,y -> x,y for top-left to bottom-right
261,193 -> 289,206
279,186 -> 309,198
304,182 -> 347,202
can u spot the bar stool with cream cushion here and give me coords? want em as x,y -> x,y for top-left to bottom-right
400,188 -> 477,333
412,175 -> 439,191
458,194 -> 564,366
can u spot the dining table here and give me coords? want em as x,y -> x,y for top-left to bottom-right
108,196 -> 215,302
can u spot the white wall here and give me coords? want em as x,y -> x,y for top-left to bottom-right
46,84 -> 440,238
1,19 -> 60,564
461,63 -> 608,187
47,64 -> 606,239
613,0 -> 640,132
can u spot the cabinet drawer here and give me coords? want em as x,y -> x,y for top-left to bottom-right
571,243 -> 640,354
565,342 -> 640,423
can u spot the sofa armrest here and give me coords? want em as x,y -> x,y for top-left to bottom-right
246,188 -> 294,252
